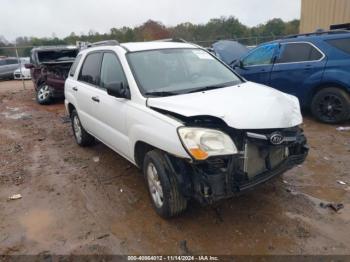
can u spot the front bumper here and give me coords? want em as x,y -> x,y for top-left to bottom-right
170,127 -> 308,204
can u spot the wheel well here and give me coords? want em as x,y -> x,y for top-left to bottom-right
134,141 -> 156,169
311,83 -> 349,100
67,103 -> 76,117
36,78 -> 46,88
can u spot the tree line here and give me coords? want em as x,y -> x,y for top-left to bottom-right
0,16 -> 299,57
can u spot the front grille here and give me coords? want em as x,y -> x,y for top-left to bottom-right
240,141 -> 288,179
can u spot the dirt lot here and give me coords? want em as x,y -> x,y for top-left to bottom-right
0,80 -> 349,255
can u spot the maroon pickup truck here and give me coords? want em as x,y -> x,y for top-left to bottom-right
25,46 -> 78,104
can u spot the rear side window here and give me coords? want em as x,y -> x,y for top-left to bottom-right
277,43 -> 323,63
69,54 -> 82,77
326,38 -> 350,55
100,52 -> 127,89
78,52 -> 102,86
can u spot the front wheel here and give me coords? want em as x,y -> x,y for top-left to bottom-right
36,83 -> 52,105
311,87 -> 350,124
143,150 -> 187,218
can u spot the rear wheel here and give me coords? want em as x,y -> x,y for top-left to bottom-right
36,83 -> 52,105
143,150 -> 187,218
311,87 -> 350,124
70,109 -> 95,147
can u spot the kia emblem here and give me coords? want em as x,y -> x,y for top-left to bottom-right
270,132 -> 284,145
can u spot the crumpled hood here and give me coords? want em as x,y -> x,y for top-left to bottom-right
147,82 -> 302,129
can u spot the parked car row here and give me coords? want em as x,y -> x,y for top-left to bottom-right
0,57 -> 32,80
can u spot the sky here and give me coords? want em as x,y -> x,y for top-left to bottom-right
0,0 -> 301,41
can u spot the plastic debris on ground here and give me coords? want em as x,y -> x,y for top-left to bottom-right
8,194 -> 22,200
336,127 -> 350,131
92,156 -> 100,163
337,180 -> 347,185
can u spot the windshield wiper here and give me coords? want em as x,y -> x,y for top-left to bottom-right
145,91 -> 179,97
187,84 -> 229,94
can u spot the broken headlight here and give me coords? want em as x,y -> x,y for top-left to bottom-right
178,127 -> 238,160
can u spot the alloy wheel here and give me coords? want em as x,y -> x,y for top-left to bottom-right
147,162 -> 164,208
38,85 -> 50,101
73,115 -> 82,144
316,94 -> 344,122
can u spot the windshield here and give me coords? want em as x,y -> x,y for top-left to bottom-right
127,48 -> 242,96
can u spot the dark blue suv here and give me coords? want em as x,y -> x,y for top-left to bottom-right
234,30 -> 350,124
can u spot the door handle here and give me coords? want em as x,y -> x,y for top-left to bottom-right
72,87 -> 78,91
91,96 -> 100,102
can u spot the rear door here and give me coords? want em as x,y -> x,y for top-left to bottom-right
235,43 -> 278,85
75,51 -> 104,136
270,42 -> 326,103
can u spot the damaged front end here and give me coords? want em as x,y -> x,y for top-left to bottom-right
41,62 -> 73,98
160,113 -> 308,204
33,47 -> 78,98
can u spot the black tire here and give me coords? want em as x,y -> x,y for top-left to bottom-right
36,83 -> 52,105
70,109 -> 95,147
311,87 -> 350,124
143,150 -> 187,218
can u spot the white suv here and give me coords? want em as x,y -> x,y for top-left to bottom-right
65,40 -> 308,218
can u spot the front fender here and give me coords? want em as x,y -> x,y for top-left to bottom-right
126,105 -> 190,162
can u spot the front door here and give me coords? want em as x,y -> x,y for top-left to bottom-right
91,51 -> 130,158
235,43 -> 278,85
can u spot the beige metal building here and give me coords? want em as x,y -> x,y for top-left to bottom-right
300,0 -> 350,33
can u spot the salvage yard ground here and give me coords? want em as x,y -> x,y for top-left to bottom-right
0,80 -> 349,255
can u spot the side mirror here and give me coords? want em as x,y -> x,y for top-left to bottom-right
24,63 -> 34,69
239,60 -> 245,69
106,82 -> 130,99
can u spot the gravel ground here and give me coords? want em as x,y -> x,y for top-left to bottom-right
0,80 -> 349,255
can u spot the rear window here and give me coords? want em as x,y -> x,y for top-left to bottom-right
277,43 -> 323,63
78,52 -> 102,86
326,38 -> 350,55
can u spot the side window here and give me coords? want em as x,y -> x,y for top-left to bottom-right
100,52 -> 128,89
326,38 -> 350,55
242,44 -> 278,66
78,52 -> 102,86
276,43 -> 323,63
69,54 -> 82,77
0,60 -> 5,66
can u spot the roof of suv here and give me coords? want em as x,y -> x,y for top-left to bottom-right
120,41 -> 197,52
272,30 -> 350,44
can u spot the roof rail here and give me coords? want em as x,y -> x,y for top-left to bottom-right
284,29 -> 349,39
152,38 -> 187,43
87,40 -> 119,48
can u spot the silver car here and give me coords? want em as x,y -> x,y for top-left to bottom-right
0,58 -> 20,79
